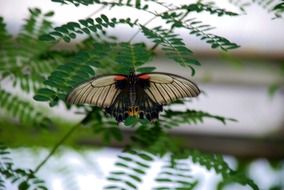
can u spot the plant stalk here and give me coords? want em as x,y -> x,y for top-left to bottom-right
33,124 -> 80,173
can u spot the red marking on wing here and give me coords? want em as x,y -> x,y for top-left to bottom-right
115,75 -> 127,81
138,74 -> 150,80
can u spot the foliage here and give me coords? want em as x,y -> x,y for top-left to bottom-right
0,8 -> 65,93
105,149 -> 154,190
0,0 -> 268,190
273,0 -> 284,14
161,109 -> 237,126
229,0 -> 284,18
39,1 -> 240,74
0,144 -> 47,190
40,15 -> 137,42
153,158 -> 198,190
140,26 -> 199,75
99,115 -> 257,190
0,8 -> 69,128
187,150 -> 258,190
0,89 -> 52,128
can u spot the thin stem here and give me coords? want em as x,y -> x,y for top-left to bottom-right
128,4 -> 184,43
86,4 -> 107,18
150,10 -> 190,51
33,124 -> 80,173
128,15 -> 157,42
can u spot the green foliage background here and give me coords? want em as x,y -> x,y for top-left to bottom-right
1,0 -> 284,190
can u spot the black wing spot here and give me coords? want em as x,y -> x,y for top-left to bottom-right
115,79 -> 128,89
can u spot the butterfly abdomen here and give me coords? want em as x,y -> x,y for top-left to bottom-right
129,85 -> 136,106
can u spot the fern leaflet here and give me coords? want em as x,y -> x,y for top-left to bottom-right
154,158 -> 198,190
0,144 -> 48,190
105,149 -> 154,190
0,9 -> 64,93
140,26 -> 200,75
0,89 -> 53,128
187,149 -> 259,190
40,15 -> 137,42
181,2 -> 238,16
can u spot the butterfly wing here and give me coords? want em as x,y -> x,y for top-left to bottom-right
138,72 -> 200,105
66,74 -> 127,108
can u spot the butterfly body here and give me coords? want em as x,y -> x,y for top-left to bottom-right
67,71 -> 200,122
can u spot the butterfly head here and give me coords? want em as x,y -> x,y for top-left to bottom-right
128,68 -> 136,85
128,68 -> 135,76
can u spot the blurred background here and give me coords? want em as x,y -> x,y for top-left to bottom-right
0,0 -> 284,190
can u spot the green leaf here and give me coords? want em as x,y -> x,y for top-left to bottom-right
137,153 -> 153,161
101,14 -> 109,22
63,36 -> 71,42
0,90 -> 53,127
39,34 -> 56,41
79,19 -> 89,26
44,11 -> 55,17
136,66 -> 156,73
124,116 -> 138,126
36,88 -> 56,96
268,84 -> 280,97
33,95 -> 50,102
140,25 -> 198,76
95,17 -> 103,24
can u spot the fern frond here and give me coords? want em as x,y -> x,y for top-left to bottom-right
105,149 -> 154,190
0,89 -> 53,128
271,0 -> 284,17
146,0 -> 178,10
0,176 -> 4,190
186,19 -> 240,50
0,144 -> 13,169
181,2 -> 238,16
122,109 -> 236,154
228,0 -> 251,12
20,8 -> 54,38
34,51 -> 96,106
229,0 -> 284,18
101,0 -> 150,11
126,120 -> 257,189
251,0 -> 280,10
115,43 -> 153,71
0,168 -> 48,190
0,17 -> 12,47
141,26 -> 200,75
187,149 -> 259,190
40,15 -> 137,42
0,144 -> 47,190
251,0 -> 284,18
52,0 -> 151,10
160,109 -> 237,128
154,158 -> 198,190
0,144 -> 11,190
52,0 -> 99,6
0,9 -> 63,93
160,13 -> 240,51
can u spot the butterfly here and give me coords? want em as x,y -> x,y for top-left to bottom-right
66,71 -> 200,122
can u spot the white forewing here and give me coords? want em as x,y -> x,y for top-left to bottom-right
145,72 -> 200,105
67,75 -> 122,108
